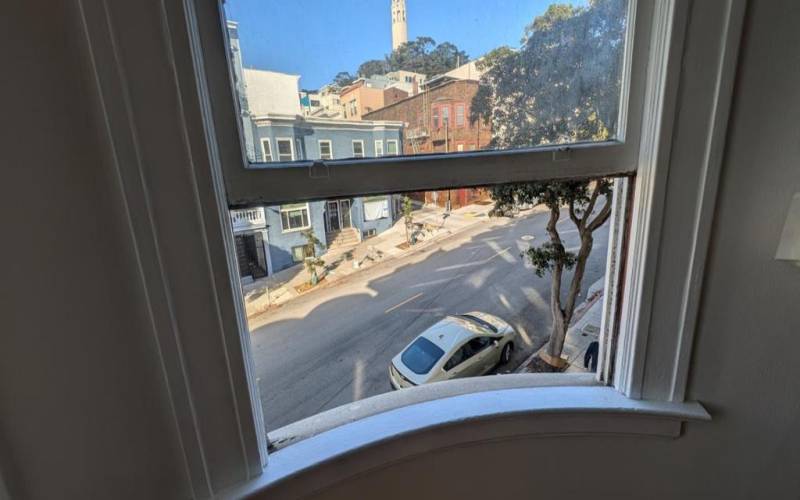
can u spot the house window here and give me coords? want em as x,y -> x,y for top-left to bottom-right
441,105 -> 450,128
456,143 -> 464,152
363,196 -> 389,221
260,138 -> 272,162
291,244 -> 315,263
455,103 -> 465,127
352,140 -> 365,158
374,140 -> 384,157
295,138 -> 303,160
432,106 -> 440,129
276,138 -> 294,161
319,140 -> 333,160
280,203 -> 310,232
386,140 -> 398,155
362,228 -> 377,239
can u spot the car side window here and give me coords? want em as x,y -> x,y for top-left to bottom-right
468,336 -> 492,353
443,347 -> 466,371
444,337 -> 494,371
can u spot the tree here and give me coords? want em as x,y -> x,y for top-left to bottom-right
357,59 -> 388,78
334,37 -> 469,86
402,195 -> 414,245
301,229 -> 325,286
333,71 -> 356,87
471,0 -> 626,368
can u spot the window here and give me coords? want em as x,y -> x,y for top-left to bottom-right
374,140 -> 384,157
455,103 -> 465,127
363,196 -> 389,221
280,203 -> 310,232
441,105 -> 450,128
291,244 -> 314,263
92,0 -> 741,490
276,138 -> 294,161
401,337 -> 445,375
432,106 -> 440,129
352,140 -> 365,158
295,138 -> 303,160
319,140 -> 333,160
456,144 -> 464,152
260,138 -> 272,162
386,140 -> 398,155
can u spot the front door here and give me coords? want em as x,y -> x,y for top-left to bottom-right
339,200 -> 352,228
327,200 -> 353,232
327,201 -> 340,231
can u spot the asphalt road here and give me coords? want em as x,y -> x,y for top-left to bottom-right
249,208 -> 610,430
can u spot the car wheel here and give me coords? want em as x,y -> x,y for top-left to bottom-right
501,343 -> 513,364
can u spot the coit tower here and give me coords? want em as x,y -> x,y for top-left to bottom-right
391,0 -> 408,51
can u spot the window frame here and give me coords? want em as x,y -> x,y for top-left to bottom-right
260,137 -> 272,162
81,0 -> 747,494
374,139 -> 384,157
455,102 -> 466,127
351,139 -> 365,158
275,137 -> 294,162
318,139 -> 333,160
386,139 -> 399,156
279,203 -> 311,233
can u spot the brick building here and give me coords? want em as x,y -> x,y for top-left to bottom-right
364,78 -> 492,208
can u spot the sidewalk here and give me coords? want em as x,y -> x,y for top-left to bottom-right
516,276 -> 605,373
241,201 -> 504,319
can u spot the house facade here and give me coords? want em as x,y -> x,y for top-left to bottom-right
226,21 -> 404,282
363,77 -> 492,208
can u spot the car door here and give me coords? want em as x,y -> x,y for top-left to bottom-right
468,336 -> 498,374
443,337 -> 492,378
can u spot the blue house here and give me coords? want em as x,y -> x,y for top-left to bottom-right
226,21 -> 404,281
249,114 -> 403,276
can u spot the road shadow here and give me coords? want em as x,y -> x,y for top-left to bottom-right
247,211 -> 610,430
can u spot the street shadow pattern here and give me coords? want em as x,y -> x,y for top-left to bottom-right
247,210 -> 610,430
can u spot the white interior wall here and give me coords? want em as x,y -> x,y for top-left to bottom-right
1,1 -> 798,499
0,3 -> 190,499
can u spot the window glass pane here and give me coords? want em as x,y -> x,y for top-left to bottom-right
352,141 -> 364,158
276,139 -> 293,161
233,179 -> 618,431
224,0 -> 630,163
319,141 -> 333,160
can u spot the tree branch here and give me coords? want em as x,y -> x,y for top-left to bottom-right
586,195 -> 612,232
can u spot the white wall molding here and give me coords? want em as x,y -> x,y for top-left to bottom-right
77,0 -> 266,496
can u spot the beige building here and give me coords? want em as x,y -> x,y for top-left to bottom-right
340,77 -> 408,120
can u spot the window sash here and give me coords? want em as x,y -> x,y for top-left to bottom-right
352,140 -> 364,158
374,140 -> 384,157
280,203 -> 310,231
276,138 -> 293,161
260,138 -> 272,162
214,0 -> 649,208
319,140 -> 333,160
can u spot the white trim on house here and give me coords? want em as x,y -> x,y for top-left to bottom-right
259,137 -> 272,162
318,140 -> 333,160
279,202 -> 311,233
374,140 -> 384,157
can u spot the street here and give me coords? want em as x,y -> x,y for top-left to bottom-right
248,208 -> 609,430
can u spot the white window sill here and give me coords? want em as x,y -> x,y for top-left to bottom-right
222,379 -> 709,499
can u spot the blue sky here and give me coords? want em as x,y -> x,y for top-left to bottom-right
224,0 -> 582,90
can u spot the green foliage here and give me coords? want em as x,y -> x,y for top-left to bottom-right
402,195 -> 414,245
337,37 -> 469,84
301,228 -> 324,252
470,0 -> 626,145
333,71 -> 356,87
524,242 -> 577,278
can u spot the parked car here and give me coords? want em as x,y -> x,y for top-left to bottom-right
389,312 -> 516,389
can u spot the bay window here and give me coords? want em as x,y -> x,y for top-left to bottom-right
80,0 -> 747,494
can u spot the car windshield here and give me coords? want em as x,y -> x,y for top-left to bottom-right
457,314 -> 498,333
401,337 -> 445,375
